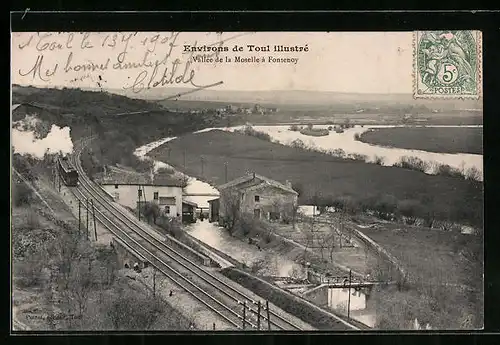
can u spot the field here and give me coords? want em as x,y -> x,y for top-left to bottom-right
355,218 -> 483,329
148,130 -> 483,227
359,127 -> 483,154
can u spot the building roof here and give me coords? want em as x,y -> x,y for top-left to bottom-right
98,166 -> 185,187
218,173 -> 298,195
182,200 -> 198,207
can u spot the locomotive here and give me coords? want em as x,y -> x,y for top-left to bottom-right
57,156 -> 79,187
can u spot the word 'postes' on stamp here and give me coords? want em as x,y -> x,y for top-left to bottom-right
413,30 -> 481,99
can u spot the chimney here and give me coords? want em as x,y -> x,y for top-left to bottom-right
285,180 -> 292,188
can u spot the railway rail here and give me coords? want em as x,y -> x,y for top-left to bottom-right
67,137 -> 319,331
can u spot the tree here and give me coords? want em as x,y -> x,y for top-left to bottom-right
13,183 -> 33,207
220,190 -> 241,234
397,199 -> 424,225
373,194 -> 398,220
142,202 -> 161,224
68,260 -> 95,317
434,164 -> 463,178
307,123 -> 313,130
105,288 -> 164,330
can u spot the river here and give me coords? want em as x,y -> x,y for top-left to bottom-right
133,124 -> 482,329
195,124 -> 483,180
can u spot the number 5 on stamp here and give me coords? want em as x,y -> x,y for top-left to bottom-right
413,30 -> 482,99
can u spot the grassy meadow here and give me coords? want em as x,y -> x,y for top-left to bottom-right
148,130 -> 483,228
359,127 -> 483,155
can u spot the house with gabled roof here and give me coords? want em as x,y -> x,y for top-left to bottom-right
97,166 -> 187,221
211,172 -> 298,225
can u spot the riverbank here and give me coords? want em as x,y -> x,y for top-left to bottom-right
358,127 -> 483,155
148,129 -> 483,229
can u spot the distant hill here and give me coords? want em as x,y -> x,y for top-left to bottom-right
88,86 -> 482,111
15,84 -> 482,111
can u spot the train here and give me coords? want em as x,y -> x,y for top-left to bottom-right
57,156 -> 79,187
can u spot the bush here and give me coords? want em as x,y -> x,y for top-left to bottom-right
434,164 -> 463,178
330,148 -> 346,158
235,125 -> 272,142
157,216 -> 183,238
13,154 -> 36,182
394,156 -> 430,173
373,155 -> 385,165
299,128 -> 329,137
290,139 -> 306,149
348,153 -> 368,162
465,166 -> 481,182
14,183 -> 33,207
289,124 -> 300,131
396,199 -> 425,225
366,194 -> 398,220
354,133 -> 361,141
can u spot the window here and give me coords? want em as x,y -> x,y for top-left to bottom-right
114,184 -> 119,189
165,206 -> 170,214
254,195 -> 260,202
159,197 -> 176,205
153,192 -> 159,200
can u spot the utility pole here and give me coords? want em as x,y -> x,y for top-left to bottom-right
153,268 -> 156,298
242,301 -> 246,330
91,199 -> 97,241
201,156 -> 204,175
183,149 -> 186,169
86,198 -> 89,240
224,162 -> 228,183
347,269 -> 352,319
266,300 -> 271,330
138,188 -> 142,221
257,301 -> 261,330
78,200 -> 81,235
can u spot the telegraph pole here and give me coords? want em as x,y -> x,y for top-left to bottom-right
91,199 -> 97,241
138,188 -> 142,221
183,149 -> 186,169
201,156 -> 204,175
86,198 -> 89,240
347,269 -> 352,319
257,301 -> 261,330
224,162 -> 228,183
242,301 -> 246,330
78,200 -> 81,235
153,268 -> 156,298
266,300 -> 271,330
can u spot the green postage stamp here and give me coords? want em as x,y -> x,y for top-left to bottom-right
413,30 -> 482,99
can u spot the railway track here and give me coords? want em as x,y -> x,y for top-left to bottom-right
68,137 -> 308,331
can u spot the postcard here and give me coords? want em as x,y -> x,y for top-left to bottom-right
11,31 -> 483,331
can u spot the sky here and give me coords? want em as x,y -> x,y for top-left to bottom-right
11,32 -> 414,94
